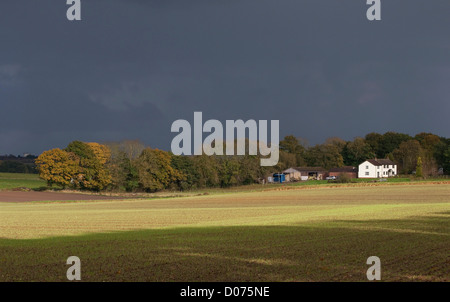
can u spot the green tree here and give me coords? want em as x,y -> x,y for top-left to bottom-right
65,141 -> 96,160
218,157 -> 241,187
434,138 -> 450,175
135,148 -> 183,192
238,155 -> 264,185
106,140 -> 146,191
416,156 -> 423,177
324,137 -> 347,153
343,137 -> 375,166
192,155 -> 220,188
392,140 -> 422,174
414,133 -> 441,176
365,132 -> 383,157
414,133 -> 441,150
275,150 -> 297,171
170,155 -> 198,190
365,132 -> 413,158
304,144 -> 344,170
279,135 -> 306,166
65,141 -> 111,191
107,150 -> 139,192
379,132 -> 413,158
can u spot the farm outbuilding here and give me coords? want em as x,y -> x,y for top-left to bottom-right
329,166 -> 358,179
282,168 -> 301,181
282,167 -> 327,181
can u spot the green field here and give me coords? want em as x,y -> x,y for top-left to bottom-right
0,173 -> 46,190
0,183 -> 449,281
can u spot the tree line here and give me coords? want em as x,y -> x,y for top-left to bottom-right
0,155 -> 38,174
35,140 -> 267,192
278,132 -> 449,175
35,132 -> 449,192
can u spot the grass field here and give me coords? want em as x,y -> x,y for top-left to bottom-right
0,183 -> 449,281
0,173 -> 46,190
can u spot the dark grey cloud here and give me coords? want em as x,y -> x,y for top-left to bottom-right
0,0 -> 449,154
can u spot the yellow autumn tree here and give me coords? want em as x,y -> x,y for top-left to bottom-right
86,142 -> 111,165
35,148 -> 79,188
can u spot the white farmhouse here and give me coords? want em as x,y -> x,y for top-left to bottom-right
358,159 -> 397,178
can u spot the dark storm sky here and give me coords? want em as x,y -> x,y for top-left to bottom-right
1,0 -> 449,155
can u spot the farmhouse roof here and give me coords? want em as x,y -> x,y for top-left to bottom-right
366,159 -> 396,166
329,166 -> 358,172
292,167 -> 327,172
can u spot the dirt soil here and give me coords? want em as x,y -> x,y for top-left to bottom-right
0,191 -> 127,203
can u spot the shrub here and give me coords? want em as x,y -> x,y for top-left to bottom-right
328,173 -> 354,184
